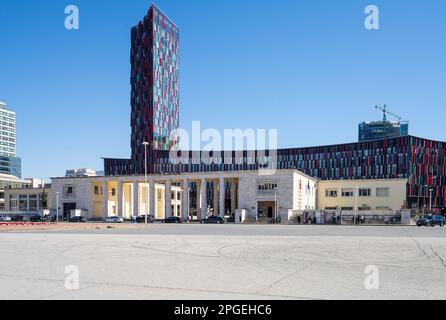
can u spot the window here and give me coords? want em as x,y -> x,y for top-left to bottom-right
19,195 -> 27,211
325,207 -> 338,210
111,188 -> 116,197
29,195 -> 38,211
359,188 -> 371,197
376,188 -> 390,197
9,195 -> 17,211
341,207 -> 354,211
341,189 -> 354,197
258,183 -> 278,191
63,186 -> 75,197
94,186 -> 99,195
325,189 -> 338,198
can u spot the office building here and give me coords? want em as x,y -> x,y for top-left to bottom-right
358,120 -> 409,142
104,4 -> 180,175
0,101 -> 21,178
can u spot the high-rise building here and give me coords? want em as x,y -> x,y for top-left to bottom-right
105,4 -> 179,176
131,4 -> 179,173
0,101 -> 21,178
358,121 -> 409,142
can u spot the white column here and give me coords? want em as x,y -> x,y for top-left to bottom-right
219,177 -> 225,218
182,180 -> 189,221
102,181 -> 108,218
117,181 -> 124,218
165,180 -> 172,218
200,179 -> 208,220
26,195 -> 30,211
132,182 -> 139,217
149,181 -> 155,218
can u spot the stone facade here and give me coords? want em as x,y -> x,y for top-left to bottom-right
51,169 -> 317,221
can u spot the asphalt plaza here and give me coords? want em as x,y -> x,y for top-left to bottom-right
0,224 -> 445,300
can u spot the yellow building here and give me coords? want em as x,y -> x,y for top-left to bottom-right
317,179 -> 408,211
88,180 -> 183,220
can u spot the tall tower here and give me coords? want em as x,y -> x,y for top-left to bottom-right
130,4 -> 180,174
0,101 -> 21,178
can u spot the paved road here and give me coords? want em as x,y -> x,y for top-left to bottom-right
1,225 -> 445,300
30,223 -> 446,238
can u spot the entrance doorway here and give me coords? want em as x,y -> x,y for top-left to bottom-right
63,203 -> 76,218
258,201 -> 276,222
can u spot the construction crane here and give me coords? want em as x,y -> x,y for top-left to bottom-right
374,105 -> 405,139
375,104 -> 402,123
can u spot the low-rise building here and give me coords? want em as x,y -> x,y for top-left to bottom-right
51,169 -> 317,222
317,179 -> 408,212
65,169 -> 98,178
0,173 -> 32,210
4,183 -> 52,213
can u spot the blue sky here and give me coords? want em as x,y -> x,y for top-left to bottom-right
1,0 -> 446,180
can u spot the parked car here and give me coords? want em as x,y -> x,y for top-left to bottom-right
69,216 -> 87,223
29,215 -> 44,222
200,216 -> 225,224
136,215 -> 155,224
0,216 -> 12,222
417,215 -> 445,227
162,216 -> 183,224
11,216 -> 24,222
103,216 -> 124,223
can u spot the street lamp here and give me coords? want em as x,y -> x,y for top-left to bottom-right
354,187 -> 359,225
430,176 -> 437,213
429,188 -> 434,213
274,185 -> 279,223
417,185 -> 422,214
56,192 -> 59,223
423,184 -> 429,214
142,141 -> 150,225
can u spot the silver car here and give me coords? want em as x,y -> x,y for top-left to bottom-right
103,216 -> 124,223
